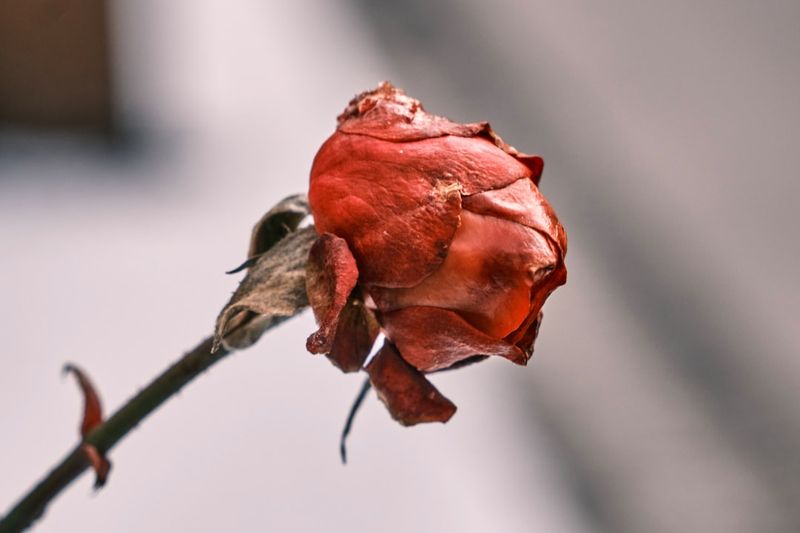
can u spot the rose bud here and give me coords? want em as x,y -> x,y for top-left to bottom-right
305,82 -> 567,426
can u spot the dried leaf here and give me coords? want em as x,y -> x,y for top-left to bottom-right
247,194 -> 310,258
365,341 -> 456,426
215,226 -> 316,351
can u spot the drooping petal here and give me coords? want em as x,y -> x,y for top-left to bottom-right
370,210 -> 558,338
365,341 -> 456,426
380,306 -> 527,372
305,233 -> 360,354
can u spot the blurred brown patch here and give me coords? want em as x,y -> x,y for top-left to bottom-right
0,0 -> 113,132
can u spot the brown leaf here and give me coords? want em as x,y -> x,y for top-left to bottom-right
63,363 -> 103,437
247,194 -> 310,258
215,226 -> 316,351
365,341 -> 456,426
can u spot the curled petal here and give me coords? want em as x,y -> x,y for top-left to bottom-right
474,122 -> 544,185
365,341 -> 456,426
305,233 -> 360,354
326,296 -> 380,372
63,363 -> 103,437
81,443 -> 111,489
381,306 -> 527,372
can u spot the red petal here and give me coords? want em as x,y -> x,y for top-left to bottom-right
310,133 -> 464,287
462,177 -> 567,256
326,296 -> 380,373
380,306 -> 527,372
365,341 -> 456,426
63,364 -> 103,437
305,233 -> 359,354
334,85 -> 546,187
371,210 -> 558,338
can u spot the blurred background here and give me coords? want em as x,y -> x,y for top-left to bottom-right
1,1 -> 798,531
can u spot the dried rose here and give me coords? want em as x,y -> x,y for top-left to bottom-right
306,82 -> 567,426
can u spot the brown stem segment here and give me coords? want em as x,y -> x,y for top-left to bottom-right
0,336 -> 230,533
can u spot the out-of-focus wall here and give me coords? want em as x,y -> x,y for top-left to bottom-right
0,0 -> 112,131
350,1 -> 800,531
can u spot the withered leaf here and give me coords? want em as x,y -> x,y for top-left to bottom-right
247,194 -> 310,258
215,226 -> 316,351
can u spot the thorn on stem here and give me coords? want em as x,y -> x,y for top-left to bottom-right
64,363 -> 112,489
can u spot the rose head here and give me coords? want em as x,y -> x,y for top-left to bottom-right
306,82 -> 567,426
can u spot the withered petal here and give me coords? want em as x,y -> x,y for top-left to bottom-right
370,210 -> 558,339
462,177 -> 567,256
336,82 -> 485,142
310,133 -> 464,287
365,341 -> 456,426
326,295 -> 380,373
334,85 -> 545,186
305,233 -> 360,354
63,363 -> 103,438
381,306 -> 528,372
